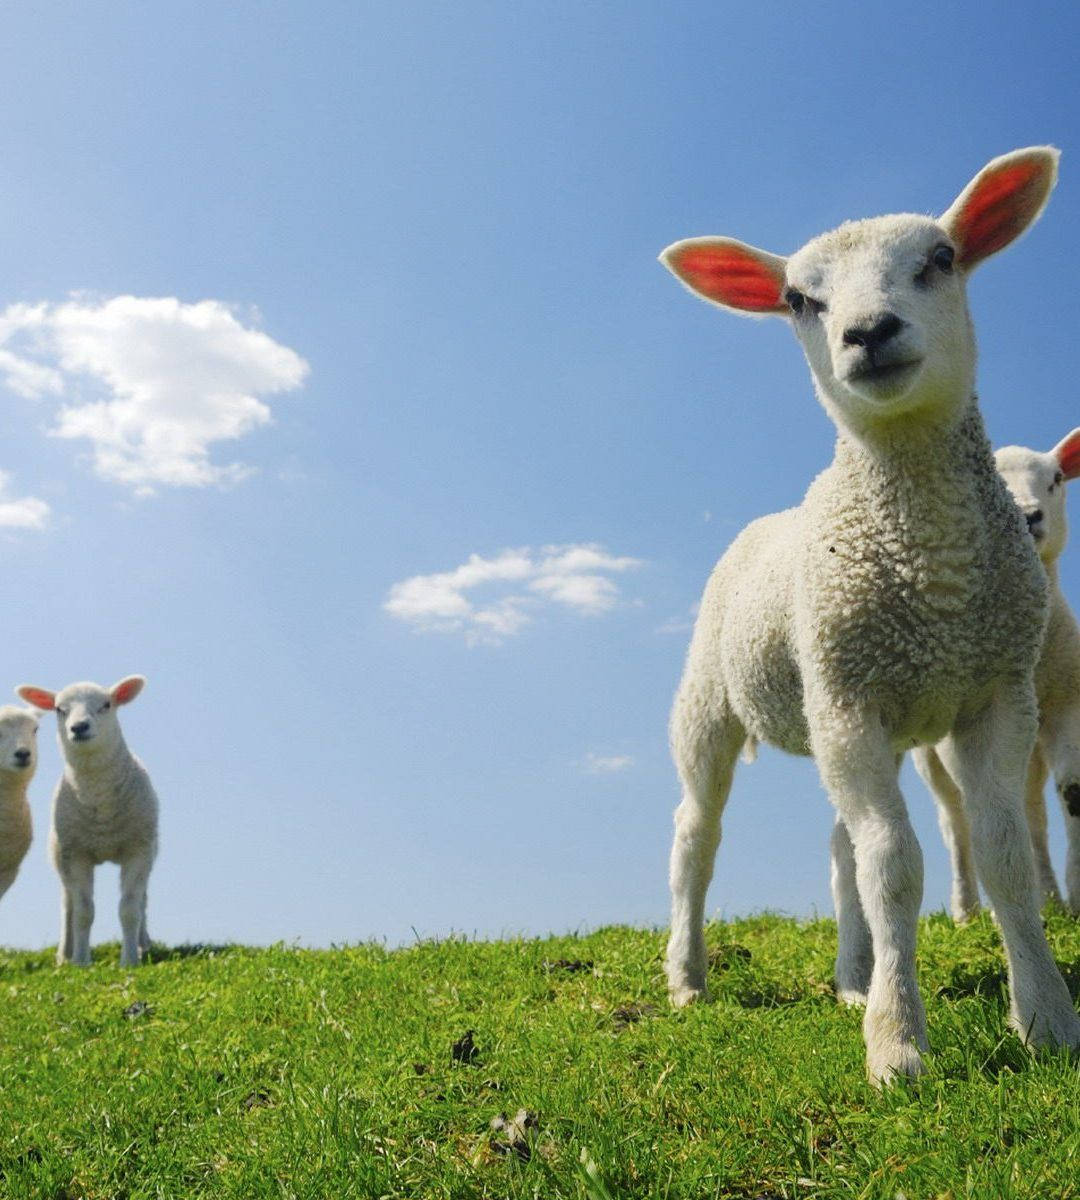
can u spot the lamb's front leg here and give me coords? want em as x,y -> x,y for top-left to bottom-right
56,855 -> 95,966
814,716 -> 927,1085
119,851 -> 153,967
1040,704 -> 1080,913
938,686 -> 1080,1052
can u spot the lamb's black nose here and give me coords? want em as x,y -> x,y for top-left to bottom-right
13,748 -> 30,765
842,313 -> 904,351
1026,509 -> 1044,530
70,721 -> 90,738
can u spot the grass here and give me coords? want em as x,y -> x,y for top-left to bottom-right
0,913 -> 1077,1199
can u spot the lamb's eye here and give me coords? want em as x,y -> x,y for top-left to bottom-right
1055,471 -> 1064,485
784,289 -> 805,315
100,702 -> 111,712
56,708 -> 67,718
932,244 -> 955,273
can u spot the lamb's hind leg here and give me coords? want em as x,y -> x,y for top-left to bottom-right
913,745 -> 981,922
665,703 -> 745,1007
1040,704 -> 1080,913
1022,746 -> 1063,908
831,816 -> 873,1005
938,685 -> 1080,1052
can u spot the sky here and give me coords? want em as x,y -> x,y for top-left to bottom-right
0,1 -> 1079,951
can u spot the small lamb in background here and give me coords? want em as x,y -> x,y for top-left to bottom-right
914,430 -> 1080,918
0,706 -> 39,903
18,676 -> 157,966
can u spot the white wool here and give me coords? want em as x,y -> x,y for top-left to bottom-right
915,431 -> 1080,918
660,146 -> 1080,1084
0,705 -> 39,904
17,676 -> 158,967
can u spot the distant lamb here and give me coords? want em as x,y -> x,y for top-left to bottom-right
18,677 -> 157,966
914,430 -> 1080,919
660,147 -> 1080,1083
0,706 -> 39,903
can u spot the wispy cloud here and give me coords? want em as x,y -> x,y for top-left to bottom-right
0,471 -> 48,530
385,543 -> 643,644
0,296 -> 308,494
583,752 -> 635,774
656,603 -> 698,635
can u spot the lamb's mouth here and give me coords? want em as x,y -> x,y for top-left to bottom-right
848,358 -> 923,387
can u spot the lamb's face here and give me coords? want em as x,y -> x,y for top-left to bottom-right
0,707 -> 38,777
996,444 -> 1072,566
785,216 -> 974,432
52,683 -> 122,751
659,147 -> 1058,439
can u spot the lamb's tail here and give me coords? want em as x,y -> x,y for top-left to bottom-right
740,735 -> 758,765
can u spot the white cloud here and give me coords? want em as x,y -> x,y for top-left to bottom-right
0,296 -> 308,493
656,602 -> 699,635
385,543 -> 643,644
0,471 -> 49,529
583,752 -> 635,774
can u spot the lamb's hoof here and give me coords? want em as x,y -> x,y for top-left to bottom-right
669,984 -> 709,1009
866,1040 -> 926,1088
836,987 -> 868,1008
1015,1008 -> 1080,1053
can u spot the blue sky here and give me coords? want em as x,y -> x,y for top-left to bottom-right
0,2 -> 1078,950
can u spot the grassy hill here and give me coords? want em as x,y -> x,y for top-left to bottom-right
0,913 -> 1077,1199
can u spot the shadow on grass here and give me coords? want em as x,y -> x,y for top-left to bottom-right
143,942 -> 239,962
934,963 -> 1007,1001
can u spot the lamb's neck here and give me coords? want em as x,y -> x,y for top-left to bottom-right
64,735 -> 135,800
833,395 -> 992,503
1043,558 -> 1067,604
0,772 -> 31,811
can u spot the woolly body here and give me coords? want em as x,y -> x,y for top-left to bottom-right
0,706 -> 39,901
681,408 -> 1043,767
660,146 -> 1080,1084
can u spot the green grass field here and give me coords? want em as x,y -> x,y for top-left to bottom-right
0,913 -> 1077,1199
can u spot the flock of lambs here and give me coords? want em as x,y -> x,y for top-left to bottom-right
0,147 -> 1077,1089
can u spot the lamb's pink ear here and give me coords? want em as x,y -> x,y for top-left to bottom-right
111,675 -> 146,706
660,237 -> 789,317
16,685 -> 55,711
1051,428 -> 1080,481
940,146 -> 1060,270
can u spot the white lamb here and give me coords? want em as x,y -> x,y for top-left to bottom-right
914,430 -> 1080,920
17,677 -> 157,967
0,706 -> 39,903
660,147 -> 1080,1083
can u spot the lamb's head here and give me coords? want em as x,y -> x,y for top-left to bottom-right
16,676 -> 145,755
0,706 -> 38,778
661,148 -> 1058,436
995,429 -> 1080,566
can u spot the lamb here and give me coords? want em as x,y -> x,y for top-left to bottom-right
0,706 -> 39,903
659,147 -> 1080,1083
914,430 -> 1080,920
17,677 -> 157,967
